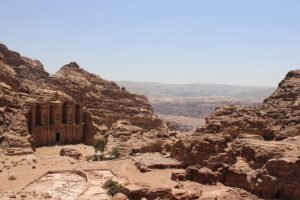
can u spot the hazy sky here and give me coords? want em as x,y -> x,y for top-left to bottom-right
1,0 -> 299,86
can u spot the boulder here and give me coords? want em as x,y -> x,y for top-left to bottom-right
224,167 -> 253,192
121,184 -> 149,200
60,148 -> 82,160
186,166 -> 218,185
171,169 -> 187,181
261,158 -> 300,199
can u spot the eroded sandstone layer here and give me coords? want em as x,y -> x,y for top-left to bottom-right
172,69 -> 300,200
196,69 -> 300,139
0,43 -> 169,152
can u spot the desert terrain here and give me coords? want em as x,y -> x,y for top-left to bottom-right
118,81 -> 274,132
0,144 -> 256,200
0,43 -> 300,200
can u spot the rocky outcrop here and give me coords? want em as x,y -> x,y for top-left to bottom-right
170,134 -> 231,166
0,44 -> 48,82
0,44 -> 44,149
0,43 -> 168,150
171,169 -> 187,181
257,157 -> 300,199
186,166 -> 218,185
262,70 -> 300,138
121,184 -> 200,200
48,62 -> 165,144
172,69 -> 300,200
133,153 -> 181,172
196,70 -> 300,140
173,133 -> 300,199
195,106 -> 274,140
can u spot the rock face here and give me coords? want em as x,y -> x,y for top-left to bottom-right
262,70 -> 300,138
49,62 -> 165,144
172,134 -> 300,199
186,166 -> 218,185
171,69 -> 300,200
0,44 -> 47,149
196,106 -> 275,140
0,43 -> 167,150
196,70 -> 300,139
171,134 -> 232,166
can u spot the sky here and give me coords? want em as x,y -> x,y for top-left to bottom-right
0,0 -> 299,87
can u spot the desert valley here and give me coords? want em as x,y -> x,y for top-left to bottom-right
0,43 -> 299,200
118,82 -> 274,132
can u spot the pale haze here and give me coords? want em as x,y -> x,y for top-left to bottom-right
1,0 -> 299,86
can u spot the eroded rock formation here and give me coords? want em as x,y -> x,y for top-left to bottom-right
196,69 -> 300,139
171,69 -> 300,200
0,43 -> 168,151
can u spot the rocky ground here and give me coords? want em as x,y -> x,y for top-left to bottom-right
172,69 -> 300,200
0,144 -> 257,200
0,43 -> 300,199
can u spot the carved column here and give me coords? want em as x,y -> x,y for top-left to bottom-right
51,101 -> 63,125
79,108 -> 83,124
40,103 -> 50,145
40,103 -> 50,125
66,102 -> 75,124
66,102 -> 75,143
75,105 -> 83,124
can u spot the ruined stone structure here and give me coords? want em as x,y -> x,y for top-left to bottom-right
30,100 -> 84,146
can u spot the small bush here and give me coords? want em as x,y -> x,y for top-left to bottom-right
93,137 -> 107,154
103,179 -> 123,197
111,147 -> 120,159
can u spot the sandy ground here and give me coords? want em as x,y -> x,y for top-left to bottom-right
0,144 -> 258,200
0,144 -> 179,195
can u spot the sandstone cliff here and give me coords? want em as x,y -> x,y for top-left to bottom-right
172,69 -> 300,199
262,70 -> 300,138
0,43 -> 49,149
196,70 -> 300,140
0,43 -> 167,150
49,62 -> 164,144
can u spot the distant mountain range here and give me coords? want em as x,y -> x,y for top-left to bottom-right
117,81 -> 275,102
118,81 -> 275,132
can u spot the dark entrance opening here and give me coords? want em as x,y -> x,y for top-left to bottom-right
56,132 -> 61,143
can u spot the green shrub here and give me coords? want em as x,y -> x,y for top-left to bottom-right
111,147 -> 120,159
93,137 -> 107,155
103,179 -> 122,197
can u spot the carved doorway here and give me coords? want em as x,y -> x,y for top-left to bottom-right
56,132 -> 61,144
